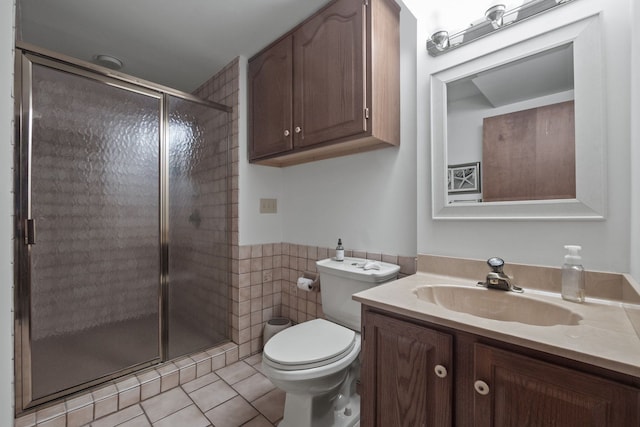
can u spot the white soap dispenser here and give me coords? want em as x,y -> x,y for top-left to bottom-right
561,245 -> 585,303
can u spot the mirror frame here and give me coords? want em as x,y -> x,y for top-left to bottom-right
431,14 -> 605,220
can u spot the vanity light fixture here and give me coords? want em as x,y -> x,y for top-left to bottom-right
431,30 -> 450,51
485,4 -> 506,29
426,0 -> 577,57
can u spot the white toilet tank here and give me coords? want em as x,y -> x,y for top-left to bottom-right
316,257 -> 400,331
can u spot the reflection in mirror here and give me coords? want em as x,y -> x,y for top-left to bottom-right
430,14 -> 606,220
446,44 -> 575,204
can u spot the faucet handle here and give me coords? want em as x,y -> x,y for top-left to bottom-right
487,257 -> 504,273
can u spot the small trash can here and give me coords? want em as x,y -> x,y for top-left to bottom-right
263,317 -> 292,347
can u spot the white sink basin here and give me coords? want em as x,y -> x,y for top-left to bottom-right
413,284 -> 583,326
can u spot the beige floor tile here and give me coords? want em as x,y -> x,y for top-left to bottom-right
189,380 -> 237,412
205,395 -> 259,427
118,414 -> 152,427
181,372 -> 220,394
215,361 -> 256,385
152,404 -> 210,427
241,415 -> 275,427
91,404 -> 144,427
232,373 -> 275,402
251,388 -> 285,424
140,387 -> 192,423
243,353 -> 263,366
252,362 -> 267,376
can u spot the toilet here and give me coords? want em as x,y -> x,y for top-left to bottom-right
262,257 -> 400,427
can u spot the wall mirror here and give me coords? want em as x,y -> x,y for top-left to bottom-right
431,15 -> 606,220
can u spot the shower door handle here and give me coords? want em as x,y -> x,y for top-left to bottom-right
25,219 -> 36,245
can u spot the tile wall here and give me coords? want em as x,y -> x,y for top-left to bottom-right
233,243 -> 417,358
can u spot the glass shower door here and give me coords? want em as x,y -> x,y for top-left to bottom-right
167,95 -> 230,359
23,60 -> 162,402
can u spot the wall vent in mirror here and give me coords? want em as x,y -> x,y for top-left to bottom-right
427,0 -> 577,57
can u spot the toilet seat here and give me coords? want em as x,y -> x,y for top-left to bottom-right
263,319 -> 356,371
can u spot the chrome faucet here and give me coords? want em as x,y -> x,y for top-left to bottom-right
477,257 -> 523,293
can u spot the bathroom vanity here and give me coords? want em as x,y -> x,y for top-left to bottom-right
354,256 -> 640,426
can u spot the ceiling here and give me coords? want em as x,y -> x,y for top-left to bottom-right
17,0 -> 331,92
447,43 -> 574,107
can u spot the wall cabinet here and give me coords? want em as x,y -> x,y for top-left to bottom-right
248,0 -> 400,167
361,307 -> 640,427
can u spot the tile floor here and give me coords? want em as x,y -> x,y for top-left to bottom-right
85,354 -> 284,427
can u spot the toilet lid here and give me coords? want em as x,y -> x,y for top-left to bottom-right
263,319 -> 356,370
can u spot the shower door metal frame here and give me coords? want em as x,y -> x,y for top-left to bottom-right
13,42 -> 232,414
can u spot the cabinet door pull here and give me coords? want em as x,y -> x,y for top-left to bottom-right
474,380 -> 490,395
284,129 -> 290,137
434,364 -> 448,378
295,126 -> 302,134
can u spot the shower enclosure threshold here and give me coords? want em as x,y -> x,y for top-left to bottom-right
16,341 -> 240,426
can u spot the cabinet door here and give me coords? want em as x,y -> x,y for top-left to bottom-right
248,36 -> 293,159
293,0 -> 366,148
362,311 -> 453,427
474,343 -> 640,427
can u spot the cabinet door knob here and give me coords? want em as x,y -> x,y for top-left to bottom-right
295,126 -> 302,133
284,129 -> 290,137
434,365 -> 448,378
474,380 -> 490,395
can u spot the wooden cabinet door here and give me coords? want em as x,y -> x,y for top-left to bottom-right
474,343 -> 640,427
361,311 -> 453,427
248,36 -> 293,159
482,100 -> 576,202
293,0 -> 366,148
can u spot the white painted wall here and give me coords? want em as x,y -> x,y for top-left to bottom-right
240,1 -> 418,257
1,1 -> 14,423
631,0 -> 640,280
414,0 -> 633,272
237,57 -> 284,246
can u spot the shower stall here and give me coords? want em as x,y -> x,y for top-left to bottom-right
14,45 -> 231,411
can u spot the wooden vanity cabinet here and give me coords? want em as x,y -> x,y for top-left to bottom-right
361,311 -> 453,427
361,307 -> 640,427
474,344 -> 640,427
248,0 -> 400,167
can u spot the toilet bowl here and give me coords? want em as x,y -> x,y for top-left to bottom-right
262,257 -> 400,427
262,319 -> 361,427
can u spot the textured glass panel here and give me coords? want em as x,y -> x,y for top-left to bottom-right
29,64 -> 161,399
167,95 -> 230,359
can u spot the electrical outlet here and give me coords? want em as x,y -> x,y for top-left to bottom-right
260,198 -> 277,214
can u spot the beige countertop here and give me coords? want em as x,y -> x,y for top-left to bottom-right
353,271 -> 640,378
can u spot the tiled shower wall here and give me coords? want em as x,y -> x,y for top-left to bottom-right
193,58 -> 242,353
193,57 -> 417,359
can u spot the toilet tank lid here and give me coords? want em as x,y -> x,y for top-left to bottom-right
316,257 -> 400,283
